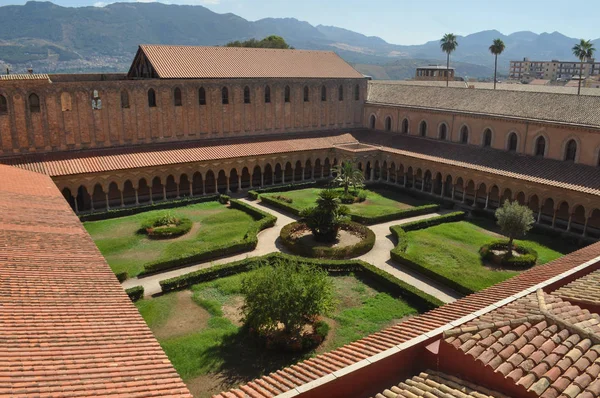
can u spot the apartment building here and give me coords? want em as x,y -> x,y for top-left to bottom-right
510,57 -> 600,80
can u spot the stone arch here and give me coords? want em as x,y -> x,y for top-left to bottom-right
294,160 -> 303,181
304,159 -> 313,180
528,194 -> 540,216
401,118 -> 409,134
192,172 -> 203,195
264,163 -> 274,185
179,174 -> 191,197
147,88 -> 157,107
588,208 -> 600,238
532,131 -> 549,157
0,94 -> 8,114
501,188 -> 512,204
274,163 -> 283,184
515,191 -> 526,205
482,127 -> 493,147
165,175 -> 178,199
217,170 -> 228,194
92,183 -> 107,210
241,167 -> 252,189
443,174 -> 453,197
562,136 -> 580,162
464,180 -> 476,205
284,162 -> 294,182
62,188 -> 76,212
29,93 -> 41,113
205,170 -> 216,194
571,205 -> 586,233
151,176 -> 163,202
374,160 -> 381,180
385,116 -> 392,132
506,131 -> 519,152
541,198 -> 555,225
252,165 -> 261,187
433,172 -> 443,195
76,185 -> 92,212
475,182 -> 487,208
365,161 -> 373,181
555,201 -> 570,230
419,120 -> 427,137
415,168 -> 423,190
389,161 -> 397,183
423,170 -> 433,192
138,178 -> 151,204
123,180 -> 136,205
438,122 -> 448,140
459,125 -> 469,144
107,182 -> 121,208
381,160 -> 388,181
488,185 -> 500,209
229,168 -> 239,193
314,159 -> 322,179
173,87 -> 183,107
369,114 -> 376,129
324,158 -> 331,177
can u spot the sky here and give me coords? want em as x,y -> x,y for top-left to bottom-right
0,0 -> 598,45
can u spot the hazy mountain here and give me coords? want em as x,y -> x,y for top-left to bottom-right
0,1 -> 597,77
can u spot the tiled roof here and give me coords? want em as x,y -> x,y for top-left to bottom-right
554,269 -> 600,307
374,370 -> 508,398
0,73 -> 50,81
215,243 -> 600,397
134,45 -> 364,79
0,164 -> 191,397
367,81 -> 600,127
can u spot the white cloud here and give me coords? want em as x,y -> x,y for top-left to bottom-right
94,1 -> 109,6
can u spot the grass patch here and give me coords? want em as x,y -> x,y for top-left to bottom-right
84,201 -> 256,278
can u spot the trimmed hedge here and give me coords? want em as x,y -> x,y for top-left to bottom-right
143,217 -> 193,239
389,212 -> 472,295
247,180 -> 321,200
260,194 -> 302,215
159,252 -> 443,312
218,195 -> 230,204
125,285 -> 144,302
368,182 -> 456,210
479,240 -> 538,268
79,194 -> 220,222
280,221 -> 376,259
115,271 -> 128,282
138,199 -> 276,275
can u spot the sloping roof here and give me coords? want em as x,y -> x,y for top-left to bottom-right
367,81 -> 600,128
0,73 -> 50,82
554,269 -> 600,307
134,45 -> 364,79
0,164 -> 191,397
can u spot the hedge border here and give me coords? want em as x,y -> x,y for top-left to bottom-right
158,252 -> 443,312
248,181 -> 321,200
138,199 -> 276,276
389,212 -> 473,295
479,240 -> 538,268
280,221 -> 376,259
79,194 -> 220,222
125,285 -> 144,302
144,217 -> 193,239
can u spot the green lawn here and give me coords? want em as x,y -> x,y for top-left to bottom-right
84,202 -> 256,278
262,187 -> 430,218
402,219 -> 574,292
136,271 -> 417,397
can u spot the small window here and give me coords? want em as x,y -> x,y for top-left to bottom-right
385,116 -> 392,131
284,85 -> 290,103
439,123 -> 447,140
0,94 -> 7,114
369,115 -> 376,129
401,118 -> 409,134
61,92 -> 72,112
174,87 -> 182,107
304,86 -> 309,102
419,121 -> 427,137
244,86 -> 251,104
564,139 -> 577,162
121,90 -> 130,108
507,132 -> 518,151
264,85 -> 271,103
483,129 -> 492,147
460,126 -> 469,144
199,87 -> 206,106
354,84 -> 360,101
148,89 -> 156,108
321,85 -> 327,102
29,93 -> 40,113
222,87 -> 229,105
338,85 -> 344,101
535,136 -> 546,157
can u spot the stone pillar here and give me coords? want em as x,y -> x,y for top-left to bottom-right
226,177 -> 231,194
176,184 -> 180,199
451,185 -> 455,200
202,180 -> 206,195
272,171 -> 275,185
472,192 -> 478,207
403,174 -> 407,186
462,188 -> 466,203
370,168 -> 374,181
282,172 -> 286,184
74,197 -> 79,213
189,181 -> 194,197
105,193 -> 110,210
421,179 -> 425,192
135,189 -> 139,205
162,185 -> 166,201
90,196 -> 95,211
386,170 -> 390,183
583,217 -> 589,236
238,175 -> 242,191
311,167 -> 315,180
537,209 -> 542,223
120,191 -> 124,207
552,210 -> 557,228
261,173 -> 264,188
567,214 -> 572,231
440,183 -> 445,198
485,193 -> 490,209
214,182 -> 218,194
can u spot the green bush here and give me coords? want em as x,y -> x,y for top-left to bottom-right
218,195 -> 230,204
115,271 -> 128,282
356,190 -> 367,202
479,240 -> 538,268
314,320 -> 331,340
140,213 -> 193,239
125,285 -> 144,302
280,221 -> 375,259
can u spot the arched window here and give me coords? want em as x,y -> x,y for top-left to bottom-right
338,85 -> 344,101
29,93 -> 40,113
174,87 -> 182,107
120,90 -> 129,108
284,86 -> 290,103
304,86 -> 309,102
385,116 -> 392,131
369,115 -> 376,129
0,94 -> 7,114
507,132 -> 518,151
354,84 -> 360,101
222,87 -> 229,105
460,126 -> 469,144
439,123 -> 447,140
321,85 -> 327,102
147,89 -> 156,108
535,136 -> 546,157
419,121 -> 427,137
401,118 -> 409,134
483,128 -> 492,147
564,139 -> 577,162
264,85 -> 271,103
244,86 -> 251,104
199,87 -> 206,106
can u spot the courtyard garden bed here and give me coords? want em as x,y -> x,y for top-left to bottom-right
390,214 -> 576,294
260,187 -> 438,224
84,199 -> 275,279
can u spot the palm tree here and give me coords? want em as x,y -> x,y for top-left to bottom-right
572,39 -> 596,95
332,161 -> 364,195
489,39 -> 506,89
440,33 -> 458,87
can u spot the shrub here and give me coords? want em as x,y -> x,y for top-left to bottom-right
314,320 -> 330,340
339,193 -> 355,204
218,195 -> 230,204
125,285 -> 144,302
356,190 -> 367,202
495,200 -> 535,257
140,212 -> 193,239
115,271 -> 128,282
332,161 -> 365,195
479,240 -> 538,268
300,189 -> 349,242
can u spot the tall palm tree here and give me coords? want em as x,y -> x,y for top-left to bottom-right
440,33 -> 458,87
489,38 -> 506,90
572,39 -> 596,95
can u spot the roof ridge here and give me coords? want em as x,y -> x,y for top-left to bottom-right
443,314 -> 546,338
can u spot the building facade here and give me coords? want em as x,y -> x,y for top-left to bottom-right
510,57 -> 600,80
415,65 -> 455,81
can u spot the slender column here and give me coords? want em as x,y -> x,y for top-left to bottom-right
120,191 -> 124,207
421,179 -> 425,192
537,209 -> 542,223
567,214 -> 573,231
311,167 -> 315,180
214,181 -> 218,194
135,189 -> 139,205
301,168 -> 305,181
430,182 -> 434,194
485,193 -> 490,209
105,193 -> 110,210
292,168 -> 296,183
150,191 -> 154,205
472,192 -> 478,207
403,173 -> 407,186
176,184 -> 180,199
440,182 -> 445,198
451,185 -> 455,200
282,172 -> 286,184
551,210 -> 557,228
90,196 -> 95,211
583,217 -> 589,236
202,180 -> 206,195
238,175 -> 242,191
261,172 -> 264,188
162,185 -> 166,201
189,181 -> 194,197
226,177 -> 231,194
271,171 -> 275,185
462,188 -> 466,203
370,168 -> 374,181
74,196 -> 79,213
386,170 -> 390,183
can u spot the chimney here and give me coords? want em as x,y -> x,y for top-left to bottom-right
27,68 -> 33,74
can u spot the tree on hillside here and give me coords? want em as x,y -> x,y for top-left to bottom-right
489,38 -> 506,89
332,161 -> 364,195
300,189 -> 348,242
241,259 -> 335,339
572,39 -> 596,95
225,35 -> 293,49
495,200 -> 535,257
440,33 -> 458,87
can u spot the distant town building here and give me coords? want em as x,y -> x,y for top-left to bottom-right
415,65 -> 455,81
510,57 -> 600,81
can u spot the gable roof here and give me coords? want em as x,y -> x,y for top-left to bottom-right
130,45 -> 364,79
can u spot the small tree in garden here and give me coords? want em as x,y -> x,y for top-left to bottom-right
241,259 -> 335,339
300,189 -> 348,242
495,200 -> 534,257
332,161 -> 364,195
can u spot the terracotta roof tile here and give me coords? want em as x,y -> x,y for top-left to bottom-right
554,269 -> 600,307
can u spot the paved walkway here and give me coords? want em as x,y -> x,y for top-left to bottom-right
122,199 -> 462,303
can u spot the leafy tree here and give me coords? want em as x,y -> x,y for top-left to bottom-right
241,259 -> 335,338
572,39 -> 596,95
332,161 -> 365,195
495,200 -> 534,257
440,33 -> 458,87
300,189 -> 348,242
225,35 -> 293,49
489,38 -> 505,89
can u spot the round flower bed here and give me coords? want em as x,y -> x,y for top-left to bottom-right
140,213 -> 193,239
479,240 -> 538,268
253,319 -> 330,353
280,220 -> 375,259
338,190 -> 367,204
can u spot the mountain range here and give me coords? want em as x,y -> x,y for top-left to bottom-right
0,1 -> 598,79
